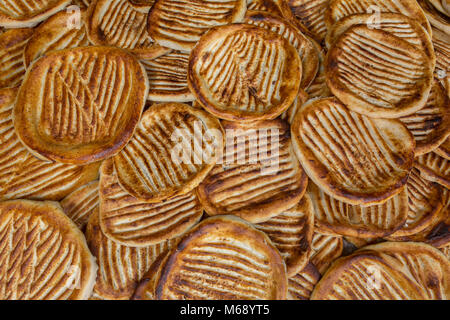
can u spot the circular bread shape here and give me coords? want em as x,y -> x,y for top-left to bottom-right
287,0 -> 328,42
280,89 -> 308,124
99,159 -> 203,247
188,24 -> 301,122
400,80 -> 450,156
305,49 -> 331,99
0,87 -> 100,201
255,194 -> 314,277
14,46 -> 148,165
288,262 -> 321,300
325,13 -> 435,61
0,0 -> 71,28
113,103 -> 223,201
326,0 -> 432,35
61,180 -> 99,229
244,10 -> 319,89
307,182 -> 409,238
326,25 -> 434,118
433,28 -> 450,94
310,231 -> 343,274
291,97 -> 415,206
417,0 -> 450,34
197,119 -> 308,223
86,210 -> 178,300
151,215 -> 287,300
0,200 -> 97,300
387,168 -> 444,239
415,152 -> 450,189
147,0 -> 246,52
435,138 -> 450,160
23,9 -> 91,68
311,242 -> 450,300
86,0 -> 168,59
140,51 -> 194,102
0,28 -> 33,89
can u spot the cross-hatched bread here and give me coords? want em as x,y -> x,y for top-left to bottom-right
291,97 -> 415,206
0,28 -> 34,89
14,46 -> 148,165
197,119 -> 308,223
99,159 -> 203,247
135,215 -> 288,300
0,87 -> 100,202
86,210 -> 178,300
188,23 -> 302,122
244,10 -> 319,89
23,9 -> 91,67
311,242 -> 450,300
326,0 -> 432,35
113,102 -> 223,202
0,200 -> 97,299
0,0 -> 71,28
86,0 -> 169,59
307,182 -> 409,238
326,24 -> 434,118
147,0 -> 246,51
255,194 -> 314,277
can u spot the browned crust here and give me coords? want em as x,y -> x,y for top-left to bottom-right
415,152 -> 450,189
291,97 -> 415,206
326,25 -> 434,118
435,138 -> 450,160
188,23 -> 301,122
0,0 -> 72,28
0,200 -> 97,299
14,46 -> 148,165
153,215 -> 288,300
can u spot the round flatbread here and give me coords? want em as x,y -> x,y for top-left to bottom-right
0,200 -> 97,299
326,24 -> 434,118
188,24 -> 302,122
60,180 -> 99,229
0,87 -> 100,202
417,0 -> 450,34
415,152 -> 450,188
287,0 -> 328,42
435,138 -> 450,160
197,119 -> 308,223
307,182 -> 408,238
14,46 -> 148,165
244,10 -> 319,89
291,97 -> 415,206
280,89 -> 308,124
255,194 -> 314,277
288,262 -> 321,300
247,0 -> 294,19
140,51 -> 194,102
113,102 -> 223,201
311,242 -> 450,300
24,9 -> 91,68
86,210 -> 178,300
99,159 -> 203,247
310,231 -> 343,274
326,0 -> 432,35
0,0 -> 71,28
135,216 -> 288,300
0,28 -> 34,89
147,0 -> 246,51
305,49 -> 331,99
86,0 -> 169,59
432,28 -> 450,95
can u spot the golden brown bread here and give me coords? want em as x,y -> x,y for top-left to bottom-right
197,119 -> 308,223
287,0 -> 328,43
304,48 -> 331,99
291,97 -> 415,206
255,194 -> 314,277
280,89 -> 308,124
138,215 -> 288,300
23,9 -> 91,67
86,210 -> 178,300
415,152 -> 450,189
417,0 -> 450,34
326,24 -> 434,118
311,242 -> 450,300
113,102 -> 223,202
99,159 -> 203,247
310,231 -> 343,274
188,23 -> 302,122
0,28 -> 34,89
86,0 -> 169,59
14,46 -> 148,165
288,262 -> 321,300
435,138 -> 450,160
0,0 -> 71,28
0,200 -> 97,299
147,0 -> 246,51
0,87 -> 100,201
